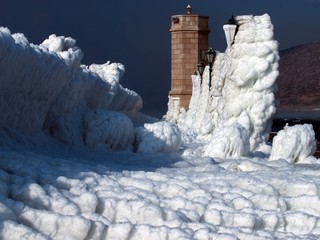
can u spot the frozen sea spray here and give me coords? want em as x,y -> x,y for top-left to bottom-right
270,124 -> 317,163
0,27 -> 144,151
204,123 -> 249,158
84,109 -> 134,151
135,121 -> 181,153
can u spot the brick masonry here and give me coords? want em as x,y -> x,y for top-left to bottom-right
169,9 -> 210,110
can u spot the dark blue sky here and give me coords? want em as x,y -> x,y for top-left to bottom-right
0,0 -> 319,117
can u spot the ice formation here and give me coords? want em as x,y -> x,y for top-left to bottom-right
0,27 -> 179,153
270,124 -> 317,163
135,121 -> 181,153
84,110 -> 134,151
203,123 -> 249,158
167,14 -> 280,157
0,14 -> 316,158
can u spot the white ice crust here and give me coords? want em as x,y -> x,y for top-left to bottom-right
0,134 -> 320,239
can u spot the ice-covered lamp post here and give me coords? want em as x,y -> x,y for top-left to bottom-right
212,16 -> 237,96
223,15 -> 237,48
197,60 -> 205,84
206,48 -> 216,89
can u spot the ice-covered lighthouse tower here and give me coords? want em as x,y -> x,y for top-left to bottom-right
168,5 -> 210,111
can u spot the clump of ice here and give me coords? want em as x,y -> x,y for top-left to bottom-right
270,124 -> 317,163
135,121 -> 181,153
41,34 -> 76,53
84,109 -> 134,151
203,123 -> 249,158
12,32 -> 29,46
40,34 -> 83,69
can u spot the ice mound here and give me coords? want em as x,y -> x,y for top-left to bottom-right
0,27 -> 147,151
270,124 -> 317,163
135,121 -> 181,153
84,109 -> 134,151
204,123 -> 249,158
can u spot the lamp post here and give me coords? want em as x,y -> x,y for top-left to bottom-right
223,15 -> 238,48
197,60 -> 205,84
206,48 -> 216,89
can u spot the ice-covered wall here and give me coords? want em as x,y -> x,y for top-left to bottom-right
0,29 -> 142,133
0,27 -> 182,153
0,28 -> 142,150
0,29 -> 70,134
167,14 -> 280,156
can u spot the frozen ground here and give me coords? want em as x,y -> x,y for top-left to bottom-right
0,132 -> 320,240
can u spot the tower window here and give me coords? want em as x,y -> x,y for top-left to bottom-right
172,17 -> 180,24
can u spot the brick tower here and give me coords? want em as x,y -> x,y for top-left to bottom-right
169,5 -> 210,110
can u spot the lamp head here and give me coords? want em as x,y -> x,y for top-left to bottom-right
197,60 -> 205,77
206,48 -> 216,65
